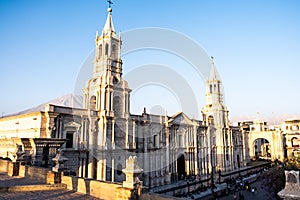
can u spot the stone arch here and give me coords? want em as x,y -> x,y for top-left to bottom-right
291,137 -> 299,148
287,172 -> 297,183
253,138 -> 270,158
248,131 -> 284,161
208,115 -> 214,125
90,96 -> 97,110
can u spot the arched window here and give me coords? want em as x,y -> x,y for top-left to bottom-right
105,43 -> 109,55
112,44 -> 116,59
291,137 -> 299,148
287,173 -> 297,183
210,84 -> 213,93
90,96 -> 97,110
99,44 -> 103,59
208,116 -> 214,125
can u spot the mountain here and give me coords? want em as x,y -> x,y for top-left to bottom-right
8,94 -> 83,116
231,114 -> 300,125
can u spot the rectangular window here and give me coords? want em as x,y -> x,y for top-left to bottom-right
179,135 -> 183,147
153,135 -> 157,148
66,131 -> 74,148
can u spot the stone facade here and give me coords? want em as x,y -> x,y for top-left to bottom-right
282,119 -> 300,158
238,119 -> 300,162
74,7 -> 248,188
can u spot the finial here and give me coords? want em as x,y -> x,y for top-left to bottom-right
107,0 -> 113,12
211,56 -> 215,65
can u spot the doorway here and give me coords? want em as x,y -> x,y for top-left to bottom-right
177,154 -> 185,180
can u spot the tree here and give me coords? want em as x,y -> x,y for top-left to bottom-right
258,166 -> 285,200
285,157 -> 300,170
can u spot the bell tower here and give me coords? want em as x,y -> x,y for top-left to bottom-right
83,7 -> 130,118
202,57 -> 233,173
93,6 -> 122,80
82,5 -> 131,181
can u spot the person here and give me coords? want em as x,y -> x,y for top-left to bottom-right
251,187 -> 255,194
233,193 -> 237,200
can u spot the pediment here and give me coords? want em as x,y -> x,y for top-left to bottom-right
168,112 -> 195,126
65,121 -> 81,128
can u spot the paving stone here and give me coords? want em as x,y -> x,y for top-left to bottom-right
0,171 -> 101,200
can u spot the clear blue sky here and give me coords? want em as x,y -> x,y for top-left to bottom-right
1,0 -> 300,121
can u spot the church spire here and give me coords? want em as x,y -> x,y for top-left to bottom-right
102,2 -> 116,36
209,56 -> 221,81
205,56 -> 223,105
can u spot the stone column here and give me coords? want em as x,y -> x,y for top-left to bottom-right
112,119 -> 115,149
125,120 -> 129,149
112,158 -> 115,182
165,126 -> 171,184
143,123 -> 149,186
132,120 -> 136,149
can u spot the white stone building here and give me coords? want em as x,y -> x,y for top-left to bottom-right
77,7 -> 247,187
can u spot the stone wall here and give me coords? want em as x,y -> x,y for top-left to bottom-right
0,159 -> 9,172
0,138 -> 23,159
61,149 -> 83,175
25,166 -> 49,182
140,193 -> 182,200
61,175 -> 133,200
0,112 -> 43,139
0,159 -> 50,182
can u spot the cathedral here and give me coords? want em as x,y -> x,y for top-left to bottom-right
0,6 -> 247,189
78,7 -> 246,187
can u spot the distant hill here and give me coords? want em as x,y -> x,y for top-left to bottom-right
6,93 -> 299,125
8,94 -> 83,116
231,114 -> 300,125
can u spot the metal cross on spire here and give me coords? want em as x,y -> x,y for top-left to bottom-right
211,56 -> 215,65
107,0 -> 113,8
